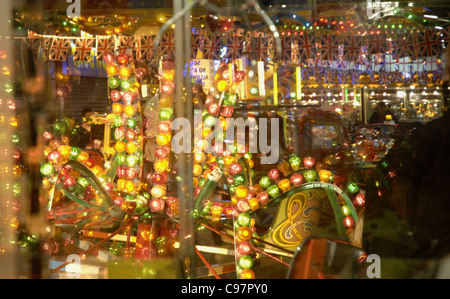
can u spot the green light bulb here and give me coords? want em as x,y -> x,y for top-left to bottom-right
303,170 -> 317,183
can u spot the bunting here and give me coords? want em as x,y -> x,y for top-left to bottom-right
49,38 -> 71,61
343,35 -> 361,62
73,38 -> 94,61
416,30 -> 442,58
25,28 -> 447,86
96,37 -> 115,61
320,35 -> 340,63
297,34 -> 314,62
137,35 -> 156,61
160,32 -> 175,57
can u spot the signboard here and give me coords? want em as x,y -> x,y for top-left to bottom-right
190,59 -> 214,91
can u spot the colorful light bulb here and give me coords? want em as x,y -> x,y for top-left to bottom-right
277,179 -> 291,192
259,176 -> 271,188
235,185 -> 249,199
257,191 -> 270,205
289,155 -> 301,170
40,163 -> 54,177
268,168 -> 280,181
237,213 -> 252,227
354,193 -> 365,207
290,173 -> 304,187
319,170 -> 332,183
266,185 -> 280,198
303,170 -> 317,183
303,156 -> 316,169
238,255 -> 253,270
346,182 -> 360,194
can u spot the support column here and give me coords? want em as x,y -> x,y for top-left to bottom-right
173,0 -> 195,278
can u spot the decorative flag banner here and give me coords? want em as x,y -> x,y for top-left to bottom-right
118,36 -> 136,53
379,70 -> 391,85
343,35 -> 361,63
49,38 -> 71,61
160,32 -> 175,57
191,34 -> 202,58
392,32 -> 417,60
255,36 -> 270,61
336,45 -> 347,69
25,28 -> 447,86
96,37 -> 115,61
359,45 -> 370,66
225,35 -> 244,60
298,33 -> 314,61
320,35 -> 339,64
73,38 -> 94,61
274,36 -> 293,61
137,35 -> 156,61
416,30 -> 442,58
368,34 -> 387,55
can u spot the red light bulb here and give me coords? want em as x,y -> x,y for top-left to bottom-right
303,156 -> 316,169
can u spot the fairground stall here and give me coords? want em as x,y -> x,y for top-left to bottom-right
0,0 -> 449,280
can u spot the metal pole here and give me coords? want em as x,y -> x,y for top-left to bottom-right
0,0 -> 17,278
173,0 -> 195,278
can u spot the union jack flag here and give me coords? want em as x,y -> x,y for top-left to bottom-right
191,34 -> 202,58
225,35 -> 244,59
255,36 -> 270,61
160,33 -> 175,57
343,35 -> 361,63
96,37 -> 115,61
324,68 -> 337,84
137,35 -> 156,61
73,38 -> 94,61
391,71 -> 404,84
368,33 -> 387,54
416,30 -> 442,57
298,34 -> 314,62
274,36 -> 292,61
320,35 -> 339,63
242,31 -> 253,54
204,34 -> 223,60
392,32 -> 417,60
26,37 -> 41,53
118,36 -> 136,53
41,37 -> 52,58
49,38 -> 70,61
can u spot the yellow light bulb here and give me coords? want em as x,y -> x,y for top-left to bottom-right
194,152 -> 206,164
77,152 -> 89,163
217,80 -> 228,92
154,160 -> 167,173
277,179 -> 291,192
193,164 -> 203,177
125,180 -> 135,193
112,103 -> 124,115
124,105 -> 136,117
235,185 -> 249,199
115,141 -> 126,153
